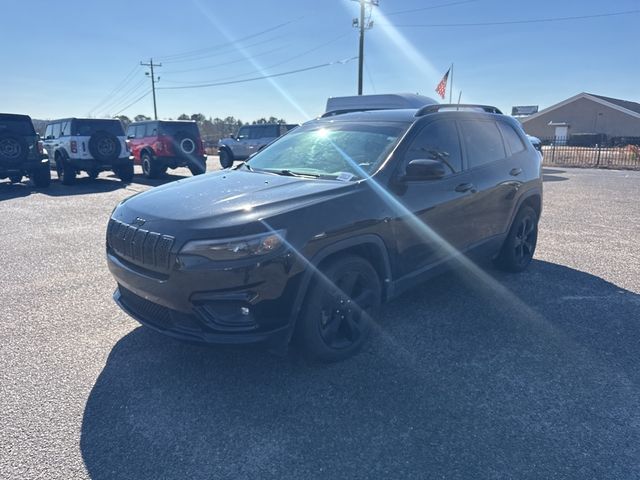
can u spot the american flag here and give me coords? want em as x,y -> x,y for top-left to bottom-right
435,68 -> 450,99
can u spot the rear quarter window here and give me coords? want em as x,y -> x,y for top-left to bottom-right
158,122 -> 199,137
498,122 -> 526,155
459,120 -> 506,168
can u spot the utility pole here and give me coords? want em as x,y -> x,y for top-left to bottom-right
140,58 -> 162,120
352,0 -> 378,95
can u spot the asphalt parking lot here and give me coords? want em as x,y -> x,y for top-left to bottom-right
1,164 -> 639,479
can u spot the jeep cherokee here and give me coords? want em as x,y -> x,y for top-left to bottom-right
43,118 -> 134,185
127,120 -> 207,178
106,104 -> 542,362
0,113 -> 50,187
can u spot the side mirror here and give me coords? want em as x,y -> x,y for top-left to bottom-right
404,159 -> 447,180
229,134 -> 236,140
45,135 -> 54,140
127,134 -> 136,139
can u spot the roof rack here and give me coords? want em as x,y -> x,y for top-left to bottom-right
415,104 -> 503,116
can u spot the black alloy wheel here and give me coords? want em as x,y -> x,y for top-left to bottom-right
495,205 -> 538,272
296,255 -> 381,362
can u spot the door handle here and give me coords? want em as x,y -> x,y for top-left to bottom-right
510,168 -> 523,176
455,183 -> 476,193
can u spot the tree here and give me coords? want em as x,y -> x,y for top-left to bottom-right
115,115 -> 131,128
134,114 -> 151,122
177,114 -> 190,120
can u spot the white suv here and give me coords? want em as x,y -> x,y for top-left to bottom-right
43,118 -> 134,185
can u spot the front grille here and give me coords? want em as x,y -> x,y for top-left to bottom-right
107,218 -> 175,270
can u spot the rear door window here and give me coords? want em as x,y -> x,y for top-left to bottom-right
459,120 -> 506,168
51,123 -> 61,139
403,119 -> 462,175
158,122 -> 198,137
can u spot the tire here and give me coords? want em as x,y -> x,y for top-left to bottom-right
56,156 -> 76,185
0,133 -> 28,163
88,131 -> 121,162
9,174 -> 22,184
494,205 -> 538,272
188,158 -> 206,176
141,152 -> 164,179
219,148 -> 233,169
295,254 -> 382,362
115,162 -> 134,183
31,166 -> 51,188
173,131 -> 198,158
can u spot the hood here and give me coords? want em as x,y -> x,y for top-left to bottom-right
112,170 -> 356,236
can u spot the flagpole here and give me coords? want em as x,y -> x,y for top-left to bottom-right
449,63 -> 454,104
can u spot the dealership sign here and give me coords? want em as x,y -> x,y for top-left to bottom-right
511,105 -> 539,116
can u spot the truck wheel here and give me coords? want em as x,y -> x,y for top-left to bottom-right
31,166 -> 51,188
188,158 -> 206,176
141,152 -> 164,179
115,162 -> 134,183
494,206 -> 538,272
295,254 -> 381,362
56,157 -> 76,185
219,148 -> 233,169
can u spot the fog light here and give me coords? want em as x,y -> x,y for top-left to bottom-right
240,307 -> 250,316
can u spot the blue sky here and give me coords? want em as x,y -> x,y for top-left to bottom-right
1,0 -> 638,123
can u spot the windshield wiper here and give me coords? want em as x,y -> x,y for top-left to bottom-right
267,169 -> 320,178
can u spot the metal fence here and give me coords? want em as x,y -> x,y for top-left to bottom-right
540,138 -> 640,170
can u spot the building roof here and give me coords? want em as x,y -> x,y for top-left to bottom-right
588,94 -> 640,116
521,92 -> 640,123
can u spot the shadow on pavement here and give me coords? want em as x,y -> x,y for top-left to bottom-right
542,167 -> 569,182
81,260 -> 640,479
0,171 -> 191,201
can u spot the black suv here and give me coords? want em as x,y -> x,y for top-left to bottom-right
106,104 -> 542,362
0,113 -> 50,187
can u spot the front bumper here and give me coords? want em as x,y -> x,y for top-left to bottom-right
107,248 -> 302,347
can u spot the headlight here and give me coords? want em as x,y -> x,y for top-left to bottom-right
180,230 -> 286,261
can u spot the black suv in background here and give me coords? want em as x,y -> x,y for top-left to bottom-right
127,120 -> 207,178
0,113 -> 50,187
106,104 -> 542,362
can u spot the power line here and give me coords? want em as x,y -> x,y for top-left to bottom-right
157,57 -> 357,90
385,9 -> 640,27
112,91 -> 152,116
100,78 -> 148,116
156,20 -> 297,63
384,0 -> 479,16
161,32 -> 351,85
87,64 -> 140,116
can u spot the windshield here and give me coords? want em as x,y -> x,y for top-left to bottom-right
159,122 -> 199,136
246,122 -> 408,179
72,119 -> 124,136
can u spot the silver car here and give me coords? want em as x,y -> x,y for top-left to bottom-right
217,123 -> 297,168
